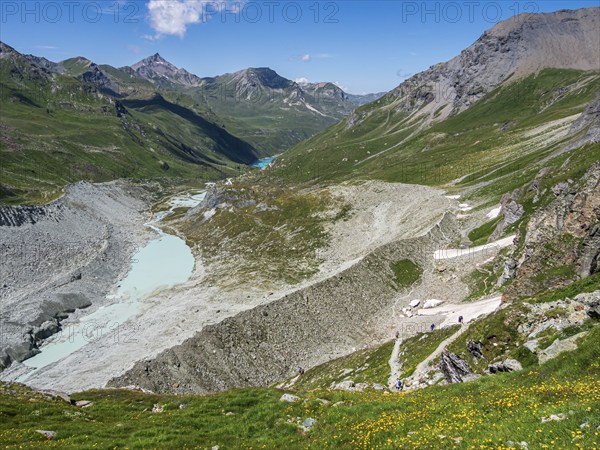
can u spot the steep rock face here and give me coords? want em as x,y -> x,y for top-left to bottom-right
490,192 -> 525,241
506,162 -> 600,298
131,53 -> 204,87
77,65 -> 121,96
438,349 -> 472,383
382,8 -> 600,122
566,92 -> 600,150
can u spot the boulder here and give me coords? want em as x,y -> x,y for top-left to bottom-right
302,418 -> 317,431
503,359 -> 523,372
541,413 -> 567,423
466,340 -> 484,360
409,299 -> 421,308
38,389 -> 72,405
32,320 -> 59,341
0,351 -> 11,370
74,400 -> 93,408
488,358 -> 522,373
354,383 -> 369,392
280,393 -> 300,403
332,380 -> 355,391
35,430 -> 56,440
552,182 -> 570,196
538,332 -> 588,364
5,341 -> 39,364
575,291 -> 600,319
151,403 -> 164,413
523,340 -> 539,353
503,200 -> 524,225
438,349 -> 472,383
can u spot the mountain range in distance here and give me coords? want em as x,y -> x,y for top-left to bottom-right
0,41 -> 383,203
21,48 -> 383,152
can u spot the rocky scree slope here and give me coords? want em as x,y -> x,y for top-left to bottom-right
0,182 -> 150,371
109,213 -> 462,394
382,8 -> 600,123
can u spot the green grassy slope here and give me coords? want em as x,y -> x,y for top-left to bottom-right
0,57 -> 256,204
272,69 -> 600,201
1,324 -> 597,449
186,72 -> 355,154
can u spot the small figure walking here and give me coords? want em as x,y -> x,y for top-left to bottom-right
297,367 -> 305,376
395,331 -> 400,339
430,323 -> 435,332
395,378 -> 403,391
458,315 -> 464,325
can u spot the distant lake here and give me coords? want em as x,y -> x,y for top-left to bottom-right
252,156 -> 276,169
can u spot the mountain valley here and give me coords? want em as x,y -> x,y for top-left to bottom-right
0,6 -> 599,449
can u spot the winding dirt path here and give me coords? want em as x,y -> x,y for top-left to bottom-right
399,295 -> 502,389
404,323 -> 471,388
387,337 -> 403,390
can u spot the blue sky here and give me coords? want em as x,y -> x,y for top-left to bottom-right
1,1 -> 598,93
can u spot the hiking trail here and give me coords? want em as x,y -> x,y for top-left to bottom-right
387,337 -> 403,390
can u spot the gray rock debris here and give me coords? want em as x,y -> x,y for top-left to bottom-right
466,340 -> 484,360
35,430 -> 56,440
302,418 -> 317,431
538,332 -> 588,364
438,349 -> 472,383
280,393 -> 300,403
488,358 -> 523,374
0,181 -> 150,372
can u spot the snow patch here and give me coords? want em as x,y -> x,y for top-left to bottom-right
434,235 -> 516,260
486,206 -> 502,219
423,299 -> 444,309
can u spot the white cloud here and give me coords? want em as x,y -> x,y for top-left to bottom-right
291,53 -> 332,63
295,77 -> 310,85
34,45 -> 57,50
147,0 -> 242,38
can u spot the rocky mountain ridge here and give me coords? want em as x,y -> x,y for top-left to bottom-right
366,8 -> 600,125
130,53 -> 205,88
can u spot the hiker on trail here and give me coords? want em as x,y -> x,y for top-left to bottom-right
395,378 -> 403,390
430,323 -> 435,332
298,367 -> 304,376
458,315 -> 464,324
395,331 -> 400,339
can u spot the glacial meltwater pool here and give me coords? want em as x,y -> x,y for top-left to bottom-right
252,156 -> 276,169
19,191 -> 206,380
